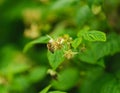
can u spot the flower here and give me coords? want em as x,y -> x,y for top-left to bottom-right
64,49 -> 78,59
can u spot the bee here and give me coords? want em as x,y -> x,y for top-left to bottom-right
47,42 -> 54,53
47,36 -> 55,53
47,35 -> 63,53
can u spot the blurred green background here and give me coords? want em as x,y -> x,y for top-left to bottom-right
0,0 -> 120,93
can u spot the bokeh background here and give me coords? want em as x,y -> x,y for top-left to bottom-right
0,0 -> 120,93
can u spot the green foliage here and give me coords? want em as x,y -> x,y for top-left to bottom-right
101,79 -> 120,93
76,5 -> 92,26
23,36 -> 49,52
48,91 -> 66,93
87,0 -> 103,7
47,49 -> 65,70
80,70 -> 120,93
39,85 -> 66,93
51,0 -> 75,10
1,0 -> 120,93
52,68 -> 79,91
78,32 -> 120,64
82,31 -> 106,42
72,37 -> 82,49
40,85 -> 51,93
28,66 -> 47,83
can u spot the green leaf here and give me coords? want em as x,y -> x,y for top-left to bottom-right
11,76 -> 30,91
77,26 -> 90,37
96,59 -> 105,68
39,85 -> 52,93
87,0 -> 103,7
115,70 -> 120,80
47,49 -> 65,70
48,91 -> 67,93
52,68 -> 79,90
50,23 -> 66,38
80,71 -> 113,93
23,36 -> 49,53
72,37 -> 82,49
0,85 -> 9,93
28,66 -> 47,83
76,5 -> 92,26
78,32 -> 120,64
101,79 -> 120,93
7,63 -> 30,74
82,31 -> 106,42
51,0 -> 75,10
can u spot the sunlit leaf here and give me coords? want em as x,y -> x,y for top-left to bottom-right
78,32 -> 120,64
48,91 -> 67,93
23,36 -> 49,53
83,31 -> 106,42
101,79 -> 120,93
51,0 -> 75,10
39,85 -> 52,93
72,37 -> 82,49
77,26 -> 90,37
47,49 -> 65,70
7,63 -> 30,74
0,85 -> 9,93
